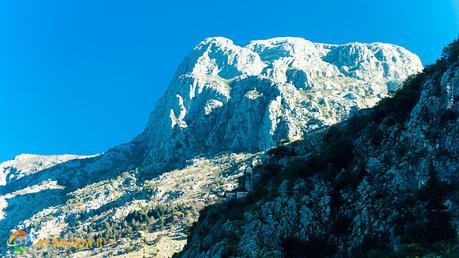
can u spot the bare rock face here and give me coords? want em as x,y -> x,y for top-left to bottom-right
141,37 -> 422,166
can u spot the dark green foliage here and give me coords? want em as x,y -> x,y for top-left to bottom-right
367,242 -> 459,257
365,248 -> 397,258
125,204 -> 173,227
285,156 -> 318,179
332,214 -> 353,235
396,144 -> 408,156
333,165 -> 368,191
250,162 -> 282,199
360,234 -> 392,256
225,199 -> 247,220
424,36 -> 459,77
94,203 -> 192,246
417,162 -> 456,243
442,37 -> 459,63
399,161 -> 456,254
368,127 -> 384,146
266,145 -> 296,160
440,109 -> 458,125
329,168 -> 368,237
301,154 -> 326,175
371,73 -> 425,124
322,125 -> 354,170
261,162 -> 282,177
221,243 -> 237,258
281,236 -> 336,258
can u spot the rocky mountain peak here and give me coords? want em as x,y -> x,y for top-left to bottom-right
141,37 -> 422,167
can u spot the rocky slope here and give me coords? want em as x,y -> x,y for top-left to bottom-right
0,154 -> 94,187
179,39 -> 459,257
0,37 -> 422,257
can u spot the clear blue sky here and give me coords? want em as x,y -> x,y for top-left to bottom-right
0,0 -> 458,162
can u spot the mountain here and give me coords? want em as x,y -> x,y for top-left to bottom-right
0,37 -> 422,257
140,37 -> 422,167
179,39 -> 459,257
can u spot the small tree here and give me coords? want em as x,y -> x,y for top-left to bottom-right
441,37 -> 459,63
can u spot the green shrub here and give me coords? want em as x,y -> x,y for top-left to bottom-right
322,130 -> 354,170
266,145 -> 296,160
442,37 -> 459,63
285,156 -> 317,179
